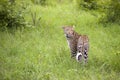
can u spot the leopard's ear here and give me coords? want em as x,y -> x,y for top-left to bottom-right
71,25 -> 75,30
73,25 -> 75,28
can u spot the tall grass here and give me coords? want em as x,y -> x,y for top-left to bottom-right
0,3 -> 120,80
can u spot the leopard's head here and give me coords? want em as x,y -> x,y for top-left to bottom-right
62,26 -> 74,39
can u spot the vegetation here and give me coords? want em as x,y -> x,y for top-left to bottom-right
104,0 -> 120,24
0,0 -> 120,80
0,0 -> 29,30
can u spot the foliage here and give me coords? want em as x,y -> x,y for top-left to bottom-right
0,0 -> 28,31
31,0 -> 73,6
0,3 -> 120,80
104,0 -> 120,24
75,0 -> 120,24
0,0 -> 120,80
31,0 -> 47,5
31,0 -> 58,6
76,0 -> 98,10
30,11 -> 41,27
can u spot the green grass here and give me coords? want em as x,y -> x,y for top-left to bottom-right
0,3 -> 120,80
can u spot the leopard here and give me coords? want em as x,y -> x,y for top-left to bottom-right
62,26 -> 89,63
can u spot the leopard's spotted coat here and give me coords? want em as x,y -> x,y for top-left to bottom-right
62,26 -> 89,63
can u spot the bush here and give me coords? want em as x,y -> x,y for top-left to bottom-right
31,0 -> 46,5
76,0 -> 98,10
100,0 -> 120,24
106,0 -> 120,24
0,0 -> 27,31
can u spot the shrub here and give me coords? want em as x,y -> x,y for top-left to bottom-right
99,0 -> 120,24
76,0 -> 98,10
31,0 -> 46,5
31,0 -> 58,6
106,0 -> 120,24
0,0 -> 27,31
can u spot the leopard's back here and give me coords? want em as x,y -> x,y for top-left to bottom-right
77,35 -> 89,63
77,35 -> 89,52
